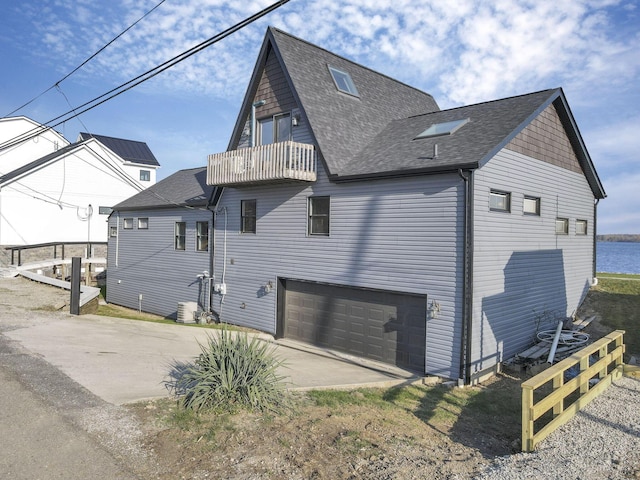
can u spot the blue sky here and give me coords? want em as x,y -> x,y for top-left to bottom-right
1,0 -> 638,234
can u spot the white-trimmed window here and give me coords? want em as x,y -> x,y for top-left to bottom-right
175,222 -> 186,250
490,190 -> 511,212
123,218 -> 133,229
308,196 -> 330,236
109,226 -> 117,237
138,218 -> 148,229
140,170 -> 150,181
576,219 -> 588,235
196,221 -> 209,251
556,218 -> 569,235
523,196 -> 541,215
328,66 -> 359,97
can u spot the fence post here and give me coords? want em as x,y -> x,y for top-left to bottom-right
522,385 -> 534,452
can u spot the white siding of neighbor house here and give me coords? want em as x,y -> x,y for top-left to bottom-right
212,163 -> 465,379
0,144 -> 143,246
470,147 -> 595,375
106,208 -> 212,318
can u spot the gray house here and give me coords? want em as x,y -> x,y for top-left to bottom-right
108,28 -> 605,384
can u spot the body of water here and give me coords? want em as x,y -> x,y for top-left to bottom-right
597,241 -> 640,274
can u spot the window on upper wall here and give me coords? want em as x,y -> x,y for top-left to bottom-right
556,218 -> 569,235
175,222 -> 186,250
123,218 -> 133,229
576,219 -> 588,235
138,218 -> 148,229
140,170 -> 151,181
328,66 -> 359,97
258,113 -> 291,145
196,221 -> 209,251
523,196 -> 541,216
489,190 -> 511,212
109,226 -> 117,237
241,200 -> 257,234
308,196 -> 330,236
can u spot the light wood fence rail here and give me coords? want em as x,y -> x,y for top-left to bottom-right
521,330 -> 625,452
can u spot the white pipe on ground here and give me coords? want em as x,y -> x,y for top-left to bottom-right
547,320 -> 564,364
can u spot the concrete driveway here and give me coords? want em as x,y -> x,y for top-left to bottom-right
4,313 -> 417,405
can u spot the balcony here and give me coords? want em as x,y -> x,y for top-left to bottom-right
207,141 -> 316,186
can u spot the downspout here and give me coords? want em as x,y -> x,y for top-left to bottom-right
457,169 -> 474,385
593,199 -> 600,282
115,212 -> 120,267
206,186 -> 223,314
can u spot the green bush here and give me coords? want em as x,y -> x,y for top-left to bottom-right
167,328 -> 288,413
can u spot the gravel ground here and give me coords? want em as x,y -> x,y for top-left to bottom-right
476,376 -> 640,480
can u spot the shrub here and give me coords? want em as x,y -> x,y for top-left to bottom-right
167,328 -> 288,413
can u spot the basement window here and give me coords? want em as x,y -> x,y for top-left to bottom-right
328,66 -> 359,97
415,118 -> 469,139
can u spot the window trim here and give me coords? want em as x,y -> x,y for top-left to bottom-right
328,66 -> 359,97
123,218 -> 133,229
175,222 -> 186,250
523,195 -> 541,216
109,226 -> 118,237
138,218 -> 149,229
489,190 -> 511,213
555,218 -> 569,235
308,196 -> 330,236
196,221 -> 209,251
241,199 -> 257,234
140,169 -> 151,182
576,219 -> 588,235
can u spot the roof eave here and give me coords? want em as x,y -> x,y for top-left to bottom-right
329,162 -> 479,183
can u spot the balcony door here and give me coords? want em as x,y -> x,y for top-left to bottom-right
258,113 -> 291,145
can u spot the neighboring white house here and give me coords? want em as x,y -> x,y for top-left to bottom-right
0,117 -> 160,246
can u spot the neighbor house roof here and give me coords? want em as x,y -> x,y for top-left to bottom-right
113,167 -> 214,211
0,143 -> 79,186
78,132 -> 160,167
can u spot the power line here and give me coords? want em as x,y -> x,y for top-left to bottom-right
0,0 -> 291,153
3,0 -> 168,117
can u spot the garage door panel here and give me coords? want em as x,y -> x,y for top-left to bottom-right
283,281 -> 426,372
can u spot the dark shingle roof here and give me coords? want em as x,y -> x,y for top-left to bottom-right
113,167 -> 214,211
78,133 -> 160,167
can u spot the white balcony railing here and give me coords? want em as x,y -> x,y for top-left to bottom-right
207,141 -> 316,186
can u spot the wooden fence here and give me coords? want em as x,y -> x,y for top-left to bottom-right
521,330 -> 625,452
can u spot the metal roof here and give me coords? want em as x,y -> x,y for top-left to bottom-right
78,133 -> 160,167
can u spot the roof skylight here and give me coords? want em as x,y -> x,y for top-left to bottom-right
328,66 -> 359,97
415,118 -> 470,139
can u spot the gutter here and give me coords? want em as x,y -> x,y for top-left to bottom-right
457,169 -> 474,385
593,199 -> 599,281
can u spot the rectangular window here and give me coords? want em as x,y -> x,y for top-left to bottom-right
196,221 -> 209,251
576,219 -> 588,235
109,226 -> 117,237
308,196 -> 330,236
258,113 -> 291,145
489,190 -> 511,212
175,222 -> 186,250
99,206 -> 112,215
138,218 -> 148,229
140,170 -> 151,181
523,196 -> 541,215
241,200 -> 257,234
555,218 -> 569,235
123,218 -> 133,229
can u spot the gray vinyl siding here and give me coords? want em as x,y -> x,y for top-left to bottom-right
106,208 -> 212,318
212,164 -> 465,378
471,148 -> 595,374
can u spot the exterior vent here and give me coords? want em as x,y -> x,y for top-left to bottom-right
176,301 -> 197,323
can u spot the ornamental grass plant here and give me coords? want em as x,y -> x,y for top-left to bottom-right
166,328 -> 288,413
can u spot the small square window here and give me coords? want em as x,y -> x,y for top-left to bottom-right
175,222 -> 186,250
523,196 -> 540,215
556,218 -> 569,235
140,170 -> 151,181
241,200 -> 256,234
138,218 -> 148,229
123,218 -> 133,229
490,190 -> 511,212
328,66 -> 359,97
576,219 -> 588,235
308,196 -> 330,236
109,226 -> 117,237
196,221 -> 209,251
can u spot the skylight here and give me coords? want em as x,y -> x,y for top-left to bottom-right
328,66 -> 359,97
415,118 -> 470,139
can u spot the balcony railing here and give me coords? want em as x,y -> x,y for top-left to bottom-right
207,141 -> 316,186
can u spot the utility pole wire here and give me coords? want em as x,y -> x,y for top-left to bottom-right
3,0 -> 168,117
0,0 -> 290,153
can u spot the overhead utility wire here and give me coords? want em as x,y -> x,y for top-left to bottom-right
0,0 -> 291,153
3,0 -> 168,117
